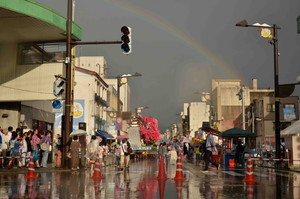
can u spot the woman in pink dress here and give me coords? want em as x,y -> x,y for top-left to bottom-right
30,129 -> 41,168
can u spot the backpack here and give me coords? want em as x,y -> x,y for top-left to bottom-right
200,141 -> 206,153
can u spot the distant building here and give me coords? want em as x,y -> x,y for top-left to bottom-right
253,96 -> 299,148
211,79 -> 273,132
73,56 -> 109,134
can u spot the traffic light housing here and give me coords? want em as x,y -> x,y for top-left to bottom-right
121,26 -> 132,54
53,79 -> 65,97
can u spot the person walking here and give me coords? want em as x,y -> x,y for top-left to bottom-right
114,143 -> 121,169
70,136 -> 81,171
40,131 -> 52,168
203,131 -> 219,171
85,135 -> 99,175
158,142 -> 168,164
235,140 -> 244,167
120,139 -> 130,170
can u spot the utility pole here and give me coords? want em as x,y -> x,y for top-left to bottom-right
273,24 -> 281,160
237,86 -> 246,130
62,0 -> 73,167
64,0 -> 130,167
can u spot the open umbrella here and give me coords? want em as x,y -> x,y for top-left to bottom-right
115,135 -> 129,140
69,129 -> 87,137
218,128 -> 256,138
157,139 -> 170,144
181,138 -> 191,143
111,141 -> 117,146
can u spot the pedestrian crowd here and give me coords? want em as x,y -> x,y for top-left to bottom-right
157,130 -> 220,172
0,126 -> 55,169
84,135 -> 132,175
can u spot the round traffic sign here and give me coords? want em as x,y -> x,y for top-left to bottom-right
116,117 -> 122,124
52,100 -> 62,109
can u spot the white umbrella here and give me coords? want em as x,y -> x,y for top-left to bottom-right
181,138 -> 191,143
69,129 -> 87,137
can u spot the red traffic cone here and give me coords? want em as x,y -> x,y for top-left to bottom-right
92,154 -> 102,179
243,156 -> 256,183
157,155 -> 168,180
26,178 -> 35,198
172,155 -> 185,180
25,153 -> 37,179
245,181 -> 255,199
157,179 -> 167,199
174,180 -> 184,199
93,178 -> 102,197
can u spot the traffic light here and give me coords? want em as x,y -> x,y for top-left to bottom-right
53,79 -> 64,97
121,26 -> 132,54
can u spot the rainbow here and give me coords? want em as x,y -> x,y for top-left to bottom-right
100,0 -> 243,80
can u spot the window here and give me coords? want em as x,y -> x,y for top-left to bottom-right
19,43 -> 66,65
267,104 -> 275,112
284,104 -> 295,109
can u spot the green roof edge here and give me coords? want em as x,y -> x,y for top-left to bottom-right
0,0 -> 82,40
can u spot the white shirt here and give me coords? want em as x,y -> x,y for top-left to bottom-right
1,134 -> 9,150
121,143 -> 127,155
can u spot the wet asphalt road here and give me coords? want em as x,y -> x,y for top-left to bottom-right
0,158 -> 300,199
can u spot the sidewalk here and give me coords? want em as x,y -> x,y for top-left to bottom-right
0,154 -> 117,174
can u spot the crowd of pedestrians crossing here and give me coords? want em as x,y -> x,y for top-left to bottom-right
0,127 -> 53,169
157,131 -> 220,172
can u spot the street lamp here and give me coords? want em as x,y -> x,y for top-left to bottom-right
236,19 -> 282,159
136,106 -> 149,115
115,72 -> 142,135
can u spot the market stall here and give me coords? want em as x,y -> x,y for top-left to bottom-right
218,128 -> 257,167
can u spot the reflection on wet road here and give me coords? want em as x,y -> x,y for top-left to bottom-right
1,158 -> 300,198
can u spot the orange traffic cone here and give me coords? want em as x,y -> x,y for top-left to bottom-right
157,155 -> 168,180
243,156 -> 256,183
172,155 -> 185,180
245,181 -> 255,199
157,179 -> 167,199
25,153 -> 37,179
92,154 -> 102,179
174,180 -> 184,199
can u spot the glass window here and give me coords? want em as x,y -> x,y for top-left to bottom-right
284,104 -> 295,109
267,104 -> 275,112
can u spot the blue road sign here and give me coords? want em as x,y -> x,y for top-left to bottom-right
116,124 -> 122,130
52,100 -> 62,109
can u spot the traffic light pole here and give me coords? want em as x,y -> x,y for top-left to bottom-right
117,78 -> 121,136
64,0 -> 125,167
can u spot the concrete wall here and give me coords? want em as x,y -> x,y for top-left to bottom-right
75,56 -> 107,79
0,101 -> 54,131
0,102 -> 20,129
105,79 -> 131,112
189,102 -> 209,137
0,43 -> 65,101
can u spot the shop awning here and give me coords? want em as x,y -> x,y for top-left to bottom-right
218,128 -> 256,138
95,130 -> 114,139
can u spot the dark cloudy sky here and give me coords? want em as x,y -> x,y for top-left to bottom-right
38,0 -> 300,131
